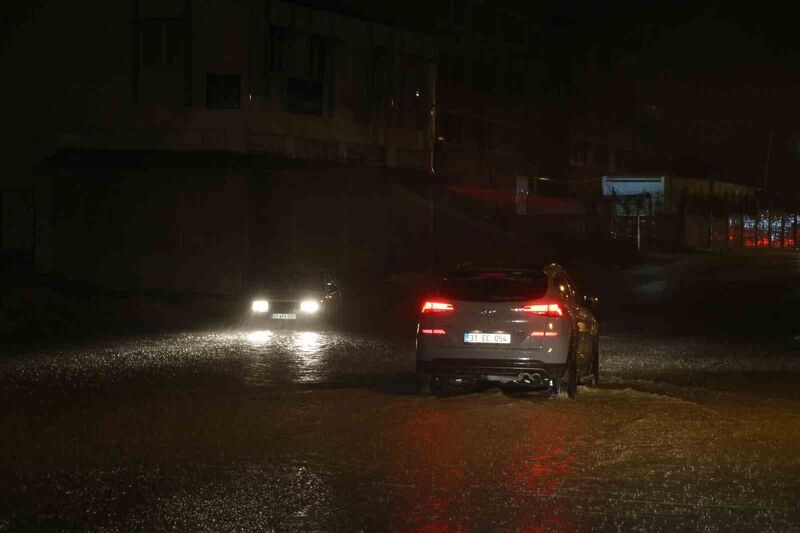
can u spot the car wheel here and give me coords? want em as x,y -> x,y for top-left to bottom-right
558,343 -> 578,399
416,372 -> 432,395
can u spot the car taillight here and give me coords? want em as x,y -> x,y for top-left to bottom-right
421,300 -> 454,314
522,303 -> 564,317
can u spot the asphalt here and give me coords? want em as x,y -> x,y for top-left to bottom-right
1,251 -> 800,532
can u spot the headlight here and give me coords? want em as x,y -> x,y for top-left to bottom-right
300,300 -> 320,314
251,300 -> 269,313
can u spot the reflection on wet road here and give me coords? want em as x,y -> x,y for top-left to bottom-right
241,329 -> 401,385
0,329 -> 414,395
2,326 -> 799,531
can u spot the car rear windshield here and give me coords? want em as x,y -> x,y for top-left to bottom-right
439,271 -> 548,302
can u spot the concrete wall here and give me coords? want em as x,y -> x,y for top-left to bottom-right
45,158 -> 438,294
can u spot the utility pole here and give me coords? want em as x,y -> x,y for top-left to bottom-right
636,194 -> 642,252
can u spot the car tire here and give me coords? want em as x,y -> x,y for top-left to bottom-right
557,342 -> 578,399
417,372 -> 432,395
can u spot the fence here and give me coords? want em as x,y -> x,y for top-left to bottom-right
725,211 -> 798,249
679,191 -> 799,250
594,190 -> 800,251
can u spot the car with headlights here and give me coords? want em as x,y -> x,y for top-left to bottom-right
415,265 -> 599,398
248,270 -> 341,326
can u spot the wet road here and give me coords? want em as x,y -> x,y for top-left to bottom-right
2,252 -> 800,531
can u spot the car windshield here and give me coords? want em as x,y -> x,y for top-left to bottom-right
439,271 -> 548,302
256,271 -> 323,291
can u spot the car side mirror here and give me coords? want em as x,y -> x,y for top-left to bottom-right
582,295 -> 599,308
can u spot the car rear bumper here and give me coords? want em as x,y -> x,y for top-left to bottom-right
417,358 -> 566,382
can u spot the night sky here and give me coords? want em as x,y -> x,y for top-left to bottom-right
550,1 -> 800,190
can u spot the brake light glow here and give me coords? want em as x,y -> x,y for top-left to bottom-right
421,328 -> 447,335
421,301 -> 454,313
531,331 -> 558,337
522,303 -> 563,317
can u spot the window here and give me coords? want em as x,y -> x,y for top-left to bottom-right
140,19 -> 184,68
492,123 -> 512,152
287,78 -> 323,114
306,35 -> 325,81
351,50 -> 370,123
529,29 -> 541,51
504,15 -> 525,45
434,0 -> 450,20
578,141 -> 587,164
440,271 -> 548,302
374,49 -> 394,95
505,68 -> 524,97
572,140 -> 589,166
452,0 -> 466,25
206,73 -> 241,109
438,112 -> 463,143
269,26 -> 290,72
268,31 -> 327,115
472,4 -> 495,35
472,59 -> 495,92
439,53 -> 464,84
468,117 -> 487,147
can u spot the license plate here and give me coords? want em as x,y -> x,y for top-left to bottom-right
464,333 -> 511,344
271,313 -> 296,320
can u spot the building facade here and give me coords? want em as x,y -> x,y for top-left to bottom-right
3,0 -> 589,291
53,0 -> 436,167
432,0 -> 544,192
4,0 -> 440,292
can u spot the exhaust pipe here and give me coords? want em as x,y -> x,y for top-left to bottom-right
518,372 -> 544,386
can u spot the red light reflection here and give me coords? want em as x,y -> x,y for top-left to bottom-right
388,402 -> 579,532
